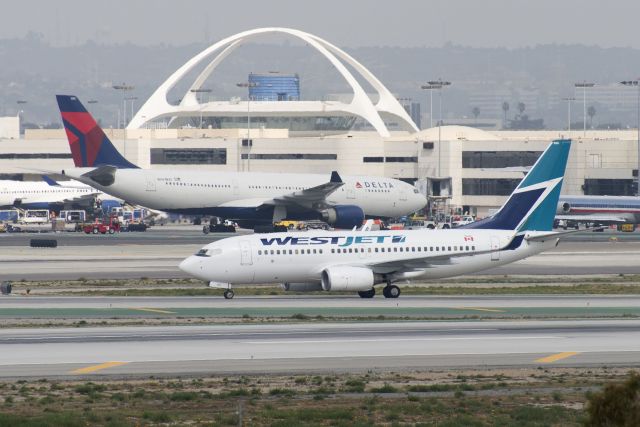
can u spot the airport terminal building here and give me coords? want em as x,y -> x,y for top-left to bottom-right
1,27 -> 638,218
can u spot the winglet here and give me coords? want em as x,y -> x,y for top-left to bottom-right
42,176 -> 59,186
330,171 -> 342,183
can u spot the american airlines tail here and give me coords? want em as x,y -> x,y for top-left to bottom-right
55,95 -> 138,169
461,139 -> 571,233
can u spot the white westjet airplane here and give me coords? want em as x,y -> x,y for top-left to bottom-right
180,139 -> 572,299
56,95 -> 426,230
0,176 -> 100,210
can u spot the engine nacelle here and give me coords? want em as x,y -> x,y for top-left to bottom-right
320,205 -> 365,229
321,266 -> 374,292
281,282 -> 323,292
557,201 -> 571,214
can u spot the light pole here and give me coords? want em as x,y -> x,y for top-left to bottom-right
16,100 -> 26,135
575,82 -> 595,137
190,88 -> 212,129
423,80 -> 451,177
113,83 -> 134,160
621,79 -> 640,196
236,81 -> 259,171
561,97 -> 576,132
420,83 -> 442,128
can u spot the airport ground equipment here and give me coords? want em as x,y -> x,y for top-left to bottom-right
82,216 -> 121,234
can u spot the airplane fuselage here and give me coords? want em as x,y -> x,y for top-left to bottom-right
557,195 -> 640,224
0,180 -> 98,209
180,229 -> 557,285
63,169 -> 425,223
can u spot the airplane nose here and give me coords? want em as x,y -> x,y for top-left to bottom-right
179,256 -> 203,278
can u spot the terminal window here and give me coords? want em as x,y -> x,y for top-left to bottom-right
462,178 -> 521,196
240,154 -> 337,160
385,157 -> 418,163
462,151 -> 542,168
150,148 -> 227,165
0,153 -> 71,159
363,157 -> 384,163
583,179 -> 636,196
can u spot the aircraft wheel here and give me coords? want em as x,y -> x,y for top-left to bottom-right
383,285 -> 400,299
223,289 -> 235,299
203,225 -> 210,234
358,288 -> 376,298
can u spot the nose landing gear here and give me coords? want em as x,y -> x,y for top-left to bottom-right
223,289 -> 235,299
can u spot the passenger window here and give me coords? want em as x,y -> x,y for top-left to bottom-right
375,248 -> 378,253
313,249 -> 317,254
331,249 -> 335,254
472,246 -> 476,250
270,250 -> 274,255
276,250 -> 280,255
295,249 -> 299,254
258,250 -> 262,255
448,247 -> 451,251
289,250 -> 293,255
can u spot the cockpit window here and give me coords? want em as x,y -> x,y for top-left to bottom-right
195,248 -> 222,257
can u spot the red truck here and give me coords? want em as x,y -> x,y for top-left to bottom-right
83,216 -> 121,234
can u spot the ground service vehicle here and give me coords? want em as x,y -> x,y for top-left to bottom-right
83,216 -> 121,234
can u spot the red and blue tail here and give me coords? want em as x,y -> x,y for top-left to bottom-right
56,95 -> 138,169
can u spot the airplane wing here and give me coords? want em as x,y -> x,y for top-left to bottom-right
269,171 -> 344,210
555,214 -> 628,223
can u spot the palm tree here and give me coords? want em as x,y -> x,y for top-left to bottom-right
587,105 -> 596,128
502,101 -> 509,124
517,102 -> 526,117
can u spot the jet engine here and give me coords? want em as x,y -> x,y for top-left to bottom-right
558,201 -> 571,214
321,266 -> 374,292
281,282 -> 323,292
320,205 -> 365,229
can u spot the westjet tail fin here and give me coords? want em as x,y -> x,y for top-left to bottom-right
462,139 -> 571,232
56,95 -> 138,169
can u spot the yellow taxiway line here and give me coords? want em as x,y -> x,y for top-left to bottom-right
131,307 -> 176,314
71,361 -> 129,374
535,352 -> 579,363
454,307 -> 505,313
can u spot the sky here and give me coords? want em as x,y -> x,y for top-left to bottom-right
2,0 -> 640,49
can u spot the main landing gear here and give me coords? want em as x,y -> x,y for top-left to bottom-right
357,284 -> 401,298
358,288 -> 376,298
382,284 -> 401,299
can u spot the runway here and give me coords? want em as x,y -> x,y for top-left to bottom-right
0,320 -> 638,378
1,228 -> 640,280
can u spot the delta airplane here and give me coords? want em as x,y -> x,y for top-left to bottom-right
55,95 -> 426,230
0,176 -> 101,211
557,195 -> 640,226
180,139 -> 573,299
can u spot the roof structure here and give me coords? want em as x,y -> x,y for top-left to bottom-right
127,27 -> 419,137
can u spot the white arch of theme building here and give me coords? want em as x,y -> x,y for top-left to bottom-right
127,27 -> 419,137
